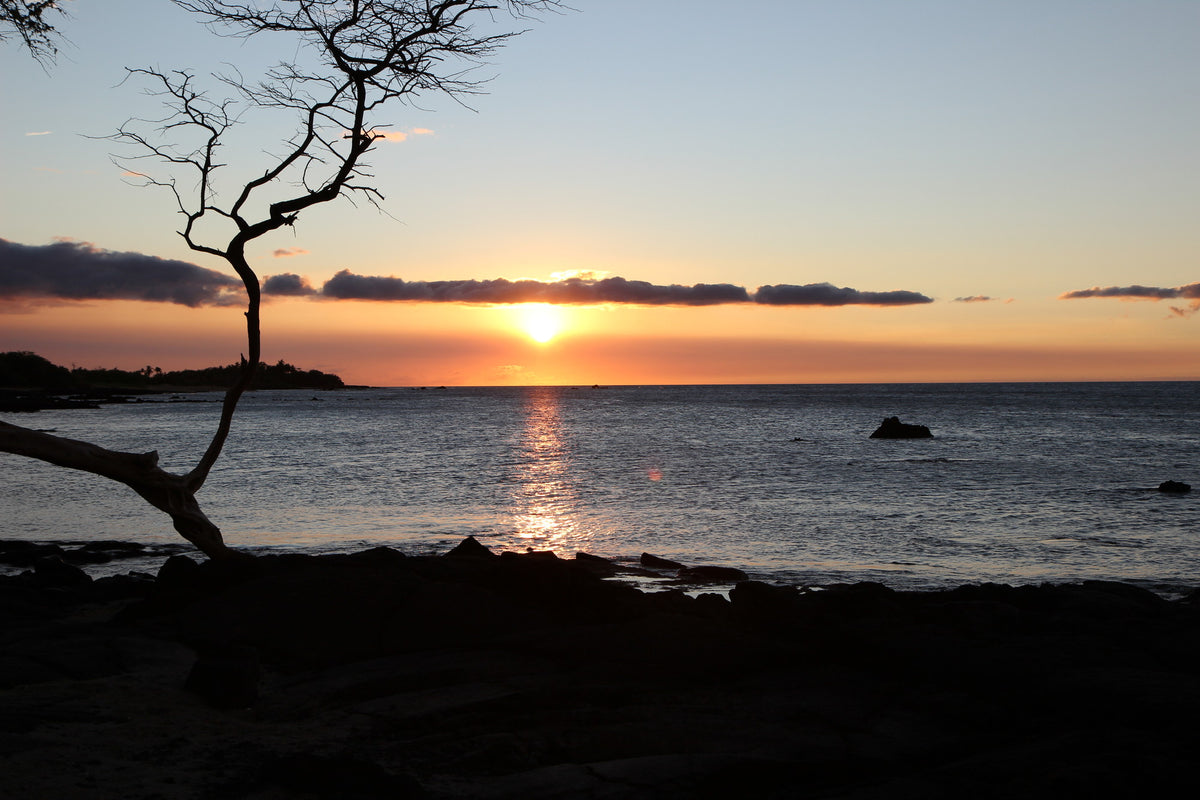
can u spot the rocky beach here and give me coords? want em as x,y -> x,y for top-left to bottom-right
3,538 -> 1200,799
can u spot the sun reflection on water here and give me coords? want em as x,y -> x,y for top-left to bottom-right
507,388 -> 583,553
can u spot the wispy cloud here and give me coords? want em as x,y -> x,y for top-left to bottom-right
954,295 -> 993,303
550,269 -> 610,282
318,271 -> 933,307
371,127 -> 435,143
1061,282 -> 1200,317
25,131 -> 52,137
0,238 -> 242,307
1060,283 -> 1200,301
273,247 -> 309,258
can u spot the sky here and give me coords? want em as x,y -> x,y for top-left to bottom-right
2,0 -> 1199,386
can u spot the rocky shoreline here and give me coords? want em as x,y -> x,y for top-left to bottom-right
3,538 -> 1200,798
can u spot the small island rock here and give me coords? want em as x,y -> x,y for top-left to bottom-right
870,416 -> 933,439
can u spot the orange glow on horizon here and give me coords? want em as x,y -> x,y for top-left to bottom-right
3,297 -> 1198,388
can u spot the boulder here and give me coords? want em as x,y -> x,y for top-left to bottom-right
1158,480 -> 1191,493
33,557 -> 92,588
574,551 -> 619,577
870,416 -> 933,439
444,535 -> 498,559
640,552 -> 686,570
0,541 -> 66,568
342,545 -> 407,566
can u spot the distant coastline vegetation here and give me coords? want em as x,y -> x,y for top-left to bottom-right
1,351 -> 346,393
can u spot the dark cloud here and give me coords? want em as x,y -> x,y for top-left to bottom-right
1060,283 -> 1200,301
1061,282 -> 1200,318
752,283 -> 933,306
322,271 -> 933,307
0,239 -> 936,311
0,238 -> 242,307
263,273 -> 317,296
321,270 -> 750,305
954,295 -> 993,303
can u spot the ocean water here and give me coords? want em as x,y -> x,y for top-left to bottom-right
2,382 -> 1198,594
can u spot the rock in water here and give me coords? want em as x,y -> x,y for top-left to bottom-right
641,552 -> 687,570
1158,480 -> 1192,493
678,565 -> 750,583
870,416 -> 933,439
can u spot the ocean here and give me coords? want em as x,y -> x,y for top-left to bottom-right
2,382 -> 1198,594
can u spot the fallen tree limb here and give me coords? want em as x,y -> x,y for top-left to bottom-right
0,420 -> 238,560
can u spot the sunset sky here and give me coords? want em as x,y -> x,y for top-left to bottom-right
2,0 -> 1198,386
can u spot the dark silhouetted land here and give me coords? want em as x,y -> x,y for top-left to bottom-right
1,351 -> 345,411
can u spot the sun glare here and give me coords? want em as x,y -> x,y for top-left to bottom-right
517,303 -> 565,343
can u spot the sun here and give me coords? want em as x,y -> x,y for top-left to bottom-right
516,303 -> 565,343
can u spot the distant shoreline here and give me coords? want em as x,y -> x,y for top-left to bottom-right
1,351 -> 350,411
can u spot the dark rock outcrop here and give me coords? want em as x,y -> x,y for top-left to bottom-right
574,551 -> 620,577
678,565 -> 750,583
5,538 -> 1200,800
1159,480 -> 1192,493
870,416 -> 933,438
445,535 -> 499,559
640,552 -> 686,570
0,391 -> 103,412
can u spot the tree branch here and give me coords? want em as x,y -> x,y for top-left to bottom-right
0,421 -> 238,559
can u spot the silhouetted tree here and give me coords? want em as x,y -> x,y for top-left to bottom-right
0,0 -> 558,560
0,0 -> 64,62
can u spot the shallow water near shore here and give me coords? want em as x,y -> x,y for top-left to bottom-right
2,382 -> 1197,593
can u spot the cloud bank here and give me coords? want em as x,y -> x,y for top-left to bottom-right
320,271 -> 753,305
0,240 -> 934,309
0,238 -> 243,307
319,271 -> 933,307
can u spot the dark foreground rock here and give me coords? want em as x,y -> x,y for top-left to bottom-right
3,541 -> 1200,799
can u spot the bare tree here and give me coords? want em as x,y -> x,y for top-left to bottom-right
0,0 -> 64,62
0,0 -> 559,561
